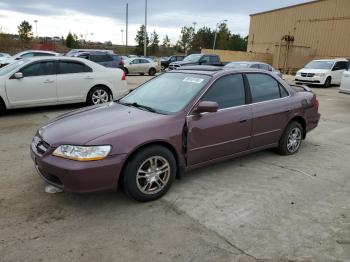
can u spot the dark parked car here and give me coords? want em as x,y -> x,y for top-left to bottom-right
169,54 -> 223,70
31,66 -> 320,201
161,55 -> 186,70
225,61 -> 283,78
70,51 -> 125,71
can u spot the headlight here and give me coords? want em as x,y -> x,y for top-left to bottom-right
296,72 -> 301,76
53,145 -> 111,161
315,73 -> 325,77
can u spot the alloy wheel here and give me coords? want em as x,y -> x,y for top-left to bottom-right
287,127 -> 302,153
136,156 -> 171,195
92,89 -> 109,104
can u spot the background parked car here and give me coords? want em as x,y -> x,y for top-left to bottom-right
69,51 -> 125,71
0,50 -> 59,68
124,58 -> 159,76
339,68 -> 350,95
0,53 -> 11,61
0,56 -> 128,113
65,49 -> 114,56
295,58 -> 349,87
224,61 -> 282,78
168,54 -> 223,70
161,55 -> 186,70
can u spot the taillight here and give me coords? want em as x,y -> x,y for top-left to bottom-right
119,59 -> 124,66
121,72 -> 126,81
313,97 -> 319,109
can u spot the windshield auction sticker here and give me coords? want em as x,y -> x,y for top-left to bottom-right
183,77 -> 204,84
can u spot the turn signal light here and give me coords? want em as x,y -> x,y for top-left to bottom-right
121,72 -> 126,81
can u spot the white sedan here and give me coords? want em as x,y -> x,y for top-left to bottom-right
124,58 -> 159,76
0,50 -> 59,68
0,57 -> 128,113
339,69 -> 350,95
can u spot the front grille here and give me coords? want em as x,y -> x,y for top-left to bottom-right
301,73 -> 315,77
36,166 -> 63,186
32,136 -> 50,156
169,64 -> 180,70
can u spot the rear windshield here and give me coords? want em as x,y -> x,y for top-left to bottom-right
304,61 -> 334,70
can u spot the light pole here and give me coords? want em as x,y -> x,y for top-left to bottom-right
91,33 -> 94,42
192,21 -> 197,32
213,19 -> 227,50
144,0 -> 148,57
121,29 -> 124,45
34,20 -> 38,38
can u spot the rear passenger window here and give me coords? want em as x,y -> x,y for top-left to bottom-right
202,74 -> 246,109
90,54 -> 113,62
246,73 -> 281,103
209,56 -> 219,63
59,61 -> 92,74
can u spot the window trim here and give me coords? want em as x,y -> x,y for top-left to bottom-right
11,60 -> 57,78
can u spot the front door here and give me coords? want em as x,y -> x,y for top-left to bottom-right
187,73 -> 252,165
245,73 -> 291,148
5,60 -> 57,107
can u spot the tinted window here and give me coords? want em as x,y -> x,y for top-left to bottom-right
251,64 -> 260,69
59,61 -> 91,74
78,54 -> 90,59
202,74 -> 246,109
176,56 -> 184,61
209,56 -> 219,63
334,61 -> 349,70
90,54 -> 113,62
259,63 -> 271,71
201,56 -> 210,63
140,59 -> 150,64
279,84 -> 289,98
247,73 -> 281,103
21,53 -> 34,58
131,59 -> 140,64
34,52 -> 55,57
20,61 -> 56,77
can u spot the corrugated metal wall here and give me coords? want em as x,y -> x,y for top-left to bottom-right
247,0 -> 350,58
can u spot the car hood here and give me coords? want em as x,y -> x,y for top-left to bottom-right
39,102 -> 167,147
0,58 -> 15,65
298,69 -> 329,74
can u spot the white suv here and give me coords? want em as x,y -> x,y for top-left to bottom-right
295,58 -> 349,88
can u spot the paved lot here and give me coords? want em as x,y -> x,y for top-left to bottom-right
0,75 -> 349,261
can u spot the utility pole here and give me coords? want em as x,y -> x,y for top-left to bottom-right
144,0 -> 147,57
34,20 -> 38,38
213,19 -> 227,50
121,29 -> 124,45
126,3 -> 128,51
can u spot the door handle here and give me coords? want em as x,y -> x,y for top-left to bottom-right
43,80 -> 54,84
84,76 -> 94,80
239,119 -> 247,123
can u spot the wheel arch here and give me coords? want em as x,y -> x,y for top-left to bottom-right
0,96 -> 7,112
86,84 -> 113,103
119,140 -> 181,187
288,116 -> 307,139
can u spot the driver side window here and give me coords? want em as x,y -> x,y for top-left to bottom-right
20,61 -> 56,77
200,56 -> 210,64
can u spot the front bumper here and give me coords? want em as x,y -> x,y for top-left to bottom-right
295,76 -> 326,85
31,146 -> 127,193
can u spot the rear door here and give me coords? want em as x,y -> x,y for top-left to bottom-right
5,60 -> 57,107
246,73 -> 291,149
187,73 -> 252,165
331,61 -> 348,85
56,60 -> 94,102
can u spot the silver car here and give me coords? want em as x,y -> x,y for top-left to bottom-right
124,58 -> 159,76
225,61 -> 282,78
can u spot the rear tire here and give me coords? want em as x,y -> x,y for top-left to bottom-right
149,68 -> 156,76
324,77 -> 331,88
87,86 -> 111,105
123,68 -> 129,75
123,146 -> 176,202
277,121 -> 303,155
0,98 -> 6,115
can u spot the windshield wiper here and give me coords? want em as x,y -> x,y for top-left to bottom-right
118,101 -> 157,113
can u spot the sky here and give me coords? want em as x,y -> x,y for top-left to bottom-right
0,0 -> 313,45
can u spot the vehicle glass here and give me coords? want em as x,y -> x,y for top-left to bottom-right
279,84 -> 289,98
140,59 -> 150,64
170,57 -> 176,62
21,53 -> 34,58
120,73 -> 211,114
202,74 -> 245,109
251,64 -> 260,69
91,54 -> 113,62
183,54 -> 202,62
0,60 -> 28,76
247,73 -> 281,103
34,53 -> 55,57
177,56 -> 184,61
59,61 -> 91,74
334,61 -> 349,70
209,56 -> 219,63
259,64 -> 270,71
20,61 -> 56,77
200,56 -> 210,63
225,62 -> 250,68
304,61 -> 334,70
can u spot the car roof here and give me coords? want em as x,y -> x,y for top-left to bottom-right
227,61 -> 267,65
18,56 -> 92,62
312,58 -> 348,62
171,66 -> 274,77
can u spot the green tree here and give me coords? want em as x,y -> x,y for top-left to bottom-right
66,32 -> 79,48
215,22 -> 231,50
149,30 -> 160,55
18,20 -> 33,41
162,34 -> 171,48
177,26 -> 195,54
192,26 -> 215,51
135,25 -> 149,55
228,34 -> 248,51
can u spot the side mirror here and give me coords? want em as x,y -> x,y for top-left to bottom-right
14,72 -> 23,79
194,101 -> 218,114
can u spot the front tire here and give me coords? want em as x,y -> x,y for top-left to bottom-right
87,86 -> 111,105
123,146 -> 176,202
324,77 -> 331,88
149,68 -> 156,76
277,121 -> 303,155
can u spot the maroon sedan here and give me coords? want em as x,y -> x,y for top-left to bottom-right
31,66 -> 320,201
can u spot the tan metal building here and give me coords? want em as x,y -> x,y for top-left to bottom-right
247,0 -> 350,72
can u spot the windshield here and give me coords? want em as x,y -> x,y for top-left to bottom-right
304,61 -> 334,70
225,62 -> 250,68
0,60 -> 27,76
183,54 -> 202,62
120,73 -> 211,114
